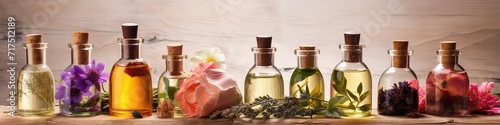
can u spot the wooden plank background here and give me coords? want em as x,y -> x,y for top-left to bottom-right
0,0 -> 499,107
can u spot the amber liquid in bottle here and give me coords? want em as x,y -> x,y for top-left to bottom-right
110,62 -> 153,117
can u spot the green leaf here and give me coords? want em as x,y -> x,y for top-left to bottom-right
332,71 -> 347,95
347,89 -> 359,102
360,104 -> 371,112
332,84 -> 342,95
167,86 -> 178,100
331,108 -> 346,116
328,96 -> 346,108
325,109 -> 340,118
347,103 -> 356,110
339,97 -> 349,104
158,92 -> 166,98
297,85 -> 304,95
359,90 -> 370,102
163,77 -> 170,93
357,82 -> 363,96
293,68 -> 317,82
305,83 -> 310,96
81,96 -> 99,108
339,75 -> 347,94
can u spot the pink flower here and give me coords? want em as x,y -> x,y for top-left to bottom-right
469,82 -> 500,114
409,79 -> 419,89
157,99 -> 175,118
175,62 -> 242,117
418,87 -> 426,113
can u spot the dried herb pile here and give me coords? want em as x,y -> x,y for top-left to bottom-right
378,81 -> 418,116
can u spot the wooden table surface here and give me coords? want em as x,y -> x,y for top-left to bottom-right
2,106 -> 500,125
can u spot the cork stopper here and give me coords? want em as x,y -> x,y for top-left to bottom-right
26,34 -> 46,65
392,40 -> 409,68
166,43 -> 184,76
27,34 -> 42,44
256,35 -> 272,48
298,45 -> 317,69
73,32 -> 89,44
122,23 -> 138,38
167,43 -> 183,55
439,41 -> 457,69
344,31 -> 360,45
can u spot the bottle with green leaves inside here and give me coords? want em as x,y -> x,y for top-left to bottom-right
330,32 -> 372,118
290,45 -> 324,108
158,43 -> 188,116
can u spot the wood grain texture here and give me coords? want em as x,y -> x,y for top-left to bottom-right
0,0 -> 499,107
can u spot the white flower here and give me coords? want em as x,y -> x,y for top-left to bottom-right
190,45 -> 227,70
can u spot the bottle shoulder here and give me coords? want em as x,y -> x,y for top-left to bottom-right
334,62 -> 370,71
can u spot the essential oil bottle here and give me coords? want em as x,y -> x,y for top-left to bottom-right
330,32 -> 372,118
377,40 -> 418,115
290,45 -> 324,108
110,23 -> 153,118
426,41 -> 469,116
17,34 -> 55,116
158,43 -> 188,116
244,35 -> 284,103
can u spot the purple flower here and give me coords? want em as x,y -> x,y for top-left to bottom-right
55,70 -> 92,105
77,60 -> 109,91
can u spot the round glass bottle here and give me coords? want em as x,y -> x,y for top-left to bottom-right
158,44 -> 188,116
244,36 -> 284,103
110,24 -> 153,118
377,41 -> 418,115
17,34 -> 55,116
58,32 -> 101,116
426,41 -> 469,116
330,32 -> 372,118
290,45 -> 324,108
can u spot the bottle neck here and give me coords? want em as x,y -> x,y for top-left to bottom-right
340,44 -> 364,63
163,55 -> 186,76
388,50 -> 413,68
436,50 -> 460,69
69,44 -> 93,65
295,49 -> 319,69
253,47 -> 276,67
24,43 -> 47,65
118,38 -> 144,60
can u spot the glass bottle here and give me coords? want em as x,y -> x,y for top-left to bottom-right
377,41 -> 418,115
110,23 -> 153,118
59,32 -> 101,116
290,45 -> 324,108
17,34 -> 55,116
426,41 -> 469,116
244,35 -> 284,103
158,44 -> 188,116
330,32 -> 372,118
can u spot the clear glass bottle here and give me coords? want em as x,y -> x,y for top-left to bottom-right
330,32 -> 372,118
290,45 -> 324,108
59,32 -> 101,116
17,34 -> 55,116
426,41 -> 468,116
244,36 -> 284,103
377,41 -> 418,115
158,50 -> 188,116
110,24 -> 153,118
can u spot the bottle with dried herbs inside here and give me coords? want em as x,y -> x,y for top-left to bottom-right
426,41 -> 469,116
157,43 -> 188,117
330,32 -> 372,118
57,32 -> 101,116
290,45 -> 324,108
377,41 -> 419,116
244,35 -> 284,103
17,34 -> 55,116
110,23 -> 153,118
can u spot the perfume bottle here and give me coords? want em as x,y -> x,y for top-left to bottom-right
377,40 -> 418,115
59,32 -> 100,116
110,23 -> 153,118
330,32 -> 372,117
17,34 -> 55,116
426,41 -> 469,116
158,43 -> 188,116
244,35 -> 284,103
290,45 -> 324,108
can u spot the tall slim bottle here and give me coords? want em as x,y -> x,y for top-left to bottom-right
17,34 -> 55,116
110,23 -> 153,118
377,41 -> 418,115
330,32 -> 372,117
158,43 -> 188,116
426,41 -> 469,116
244,35 -> 284,103
290,45 -> 324,108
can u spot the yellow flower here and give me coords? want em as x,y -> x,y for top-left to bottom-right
190,45 -> 227,69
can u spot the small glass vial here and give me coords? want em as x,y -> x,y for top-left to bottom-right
290,45 -> 324,108
158,43 -> 188,116
17,34 -> 55,116
330,32 -> 372,118
59,32 -> 100,116
426,41 -> 469,116
377,40 -> 418,115
110,23 -> 153,118
244,35 -> 284,103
